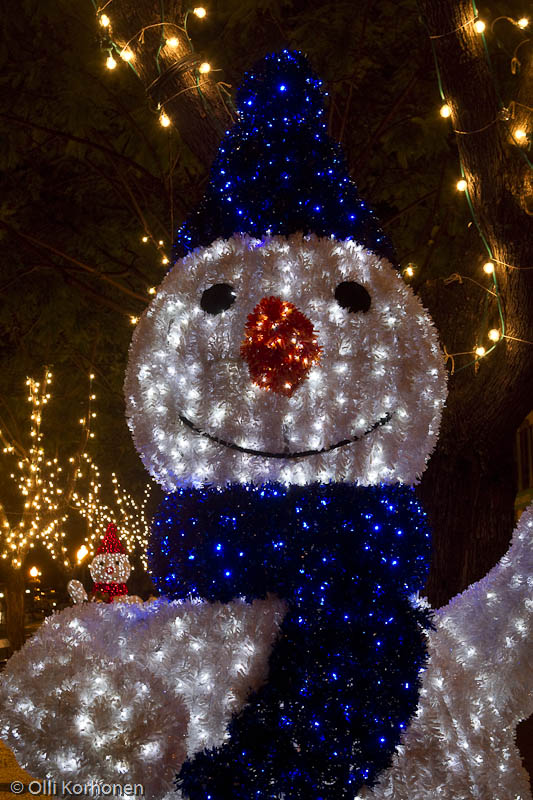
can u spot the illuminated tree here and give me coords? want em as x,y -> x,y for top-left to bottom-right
0,369 -> 96,651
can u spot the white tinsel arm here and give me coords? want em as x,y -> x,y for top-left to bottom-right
435,503 -> 533,717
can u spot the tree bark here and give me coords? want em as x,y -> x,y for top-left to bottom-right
99,0 -> 233,191
417,0 -> 533,604
417,0 -> 533,785
5,568 -> 25,654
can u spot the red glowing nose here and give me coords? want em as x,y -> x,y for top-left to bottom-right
240,296 -> 321,397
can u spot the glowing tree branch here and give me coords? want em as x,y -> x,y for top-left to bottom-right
72,459 -> 152,570
0,369 -> 96,572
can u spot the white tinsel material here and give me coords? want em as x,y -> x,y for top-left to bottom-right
0,596 -> 286,799
359,503 -> 533,800
124,234 -> 447,489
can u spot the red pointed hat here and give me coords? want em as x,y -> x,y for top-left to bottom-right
95,523 -> 126,555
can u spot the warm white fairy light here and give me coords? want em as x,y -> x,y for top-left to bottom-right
474,19 -> 486,33
120,48 -> 134,62
514,128 -> 527,142
106,55 -> 117,70
159,111 -> 171,128
99,14 -> 110,27
0,370 -> 97,571
456,178 -> 467,191
488,328 -> 500,342
440,104 -> 451,118
199,62 -> 211,74
166,37 -> 179,47
517,17 -> 529,28
475,345 -> 486,357
193,7 -> 207,17
483,261 -> 495,274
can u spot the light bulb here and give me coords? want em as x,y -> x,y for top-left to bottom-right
475,346 -> 486,357
404,265 -> 415,278
488,329 -> 500,342
199,62 -> 211,74
159,111 -> 171,128
517,17 -> 529,28
106,55 -> 117,70
141,236 -> 148,243
148,287 -> 156,295
99,14 -> 110,27
483,261 -> 494,274
166,37 -> 179,47
120,49 -> 133,62
130,316 -> 139,325
440,104 -> 451,118
193,7 -> 207,17
514,128 -> 527,141
456,179 -> 467,192
29,566 -> 39,578
162,256 -> 169,265
474,19 -> 485,32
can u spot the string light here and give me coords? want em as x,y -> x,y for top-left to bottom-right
440,104 -> 451,118
141,236 -> 148,243
159,111 -> 171,128
199,62 -> 211,74
456,179 -> 467,191
475,346 -> 486,357
130,316 -> 139,325
514,128 -> 527,142
148,287 -> 156,295
483,261 -> 495,274
120,48 -> 134,62
488,329 -> 501,342
106,55 -> 117,70
77,545 -> 89,563
99,14 -> 110,27
474,19 -> 486,33
193,7 -> 207,18
517,17 -> 529,29
166,37 -> 179,47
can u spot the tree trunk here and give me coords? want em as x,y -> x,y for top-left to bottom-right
417,0 -> 533,785
5,568 -> 25,654
100,0 -> 233,191
415,0 -> 533,600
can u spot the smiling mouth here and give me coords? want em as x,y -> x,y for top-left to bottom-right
178,412 -> 392,460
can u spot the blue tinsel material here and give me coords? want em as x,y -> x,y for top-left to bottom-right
148,483 -> 432,798
173,50 -> 396,265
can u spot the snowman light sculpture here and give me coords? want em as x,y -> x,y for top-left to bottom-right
2,50 -> 532,800
125,51 -> 447,798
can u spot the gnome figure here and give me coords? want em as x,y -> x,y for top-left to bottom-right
89,523 -> 131,602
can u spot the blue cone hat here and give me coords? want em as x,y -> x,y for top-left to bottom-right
174,49 -> 396,265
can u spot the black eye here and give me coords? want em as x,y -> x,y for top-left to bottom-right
200,283 -> 236,315
335,281 -> 371,314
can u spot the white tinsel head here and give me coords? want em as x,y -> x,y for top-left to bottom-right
125,234 -> 447,489
90,552 -> 131,584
